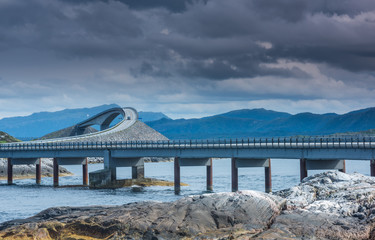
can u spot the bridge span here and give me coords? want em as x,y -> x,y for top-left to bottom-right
1,107 -> 375,194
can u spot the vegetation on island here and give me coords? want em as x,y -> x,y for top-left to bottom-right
0,131 -> 21,143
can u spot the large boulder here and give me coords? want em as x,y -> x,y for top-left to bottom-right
258,171 -> 375,239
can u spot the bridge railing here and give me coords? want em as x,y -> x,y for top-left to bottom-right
0,137 -> 374,151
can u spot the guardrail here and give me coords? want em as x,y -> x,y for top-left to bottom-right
1,137 -> 374,151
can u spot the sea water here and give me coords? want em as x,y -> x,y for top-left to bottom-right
0,159 -> 371,223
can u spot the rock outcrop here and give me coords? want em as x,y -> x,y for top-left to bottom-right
0,191 -> 285,239
258,171 -> 375,239
0,171 -> 374,239
0,158 -> 72,180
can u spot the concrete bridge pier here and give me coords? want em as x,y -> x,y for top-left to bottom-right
103,150 -> 116,181
90,152 -> 145,188
371,160 -> 375,177
231,158 -> 272,193
36,158 -> 41,184
115,158 -> 144,179
207,158 -> 213,191
82,158 -> 88,186
104,150 -> 145,181
53,158 -> 59,187
132,164 -> 144,179
300,159 -> 346,182
7,158 -> 40,185
7,158 -> 12,185
174,157 -> 213,194
174,157 -> 180,194
54,157 -> 88,187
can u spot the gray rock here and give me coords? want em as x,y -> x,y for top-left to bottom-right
0,191 -> 285,239
1,171 -> 374,240
257,171 -> 375,239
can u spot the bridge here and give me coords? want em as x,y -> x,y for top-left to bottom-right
1,107 -> 375,194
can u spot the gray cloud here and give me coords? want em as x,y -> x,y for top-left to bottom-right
0,0 -> 375,119
1,0 -> 375,78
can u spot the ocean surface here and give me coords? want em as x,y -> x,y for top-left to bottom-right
0,158 -> 371,223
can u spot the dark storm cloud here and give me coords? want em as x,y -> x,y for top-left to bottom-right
59,0 -> 207,12
1,0 -> 375,81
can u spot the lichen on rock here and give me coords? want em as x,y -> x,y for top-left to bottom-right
258,171 -> 375,239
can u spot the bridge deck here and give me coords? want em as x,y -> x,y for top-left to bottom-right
1,137 -> 374,160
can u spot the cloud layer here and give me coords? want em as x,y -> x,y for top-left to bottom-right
0,0 -> 374,118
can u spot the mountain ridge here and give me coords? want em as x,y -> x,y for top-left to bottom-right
1,105 -> 375,140
147,107 -> 375,139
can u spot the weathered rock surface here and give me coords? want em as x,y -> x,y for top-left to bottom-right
258,171 -> 375,239
0,171 -> 374,240
0,158 -> 72,180
0,191 -> 285,239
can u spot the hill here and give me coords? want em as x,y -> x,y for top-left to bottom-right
0,104 -> 170,139
0,131 -> 21,143
147,107 -> 375,139
138,111 -> 170,122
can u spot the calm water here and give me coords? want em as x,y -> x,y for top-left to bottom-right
0,159 -> 371,223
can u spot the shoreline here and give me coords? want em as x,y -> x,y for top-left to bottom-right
0,173 -> 73,181
0,171 -> 374,239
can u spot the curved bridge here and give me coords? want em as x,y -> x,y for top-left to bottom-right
77,107 -> 136,131
34,107 -> 138,143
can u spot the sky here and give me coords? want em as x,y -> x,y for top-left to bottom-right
1,0 -> 375,119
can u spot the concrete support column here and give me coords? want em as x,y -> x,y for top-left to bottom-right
300,159 -> 307,182
82,158 -> 88,186
339,160 -> 346,173
174,157 -> 180,194
7,158 -> 13,185
231,158 -> 238,192
104,150 -> 116,181
132,165 -> 145,179
371,160 -> 375,177
265,159 -> 272,193
53,158 -> 59,187
36,158 -> 41,184
206,158 -> 213,191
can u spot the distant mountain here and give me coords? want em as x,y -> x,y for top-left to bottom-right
139,111 -> 170,122
147,107 -> 375,139
215,108 -> 291,121
0,104 -> 170,139
2,105 -> 375,140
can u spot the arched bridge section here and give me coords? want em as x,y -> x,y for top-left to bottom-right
76,107 -> 138,132
31,107 -> 139,143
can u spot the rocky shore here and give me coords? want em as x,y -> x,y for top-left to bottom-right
87,157 -> 173,164
0,158 -> 72,180
0,171 -> 374,239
